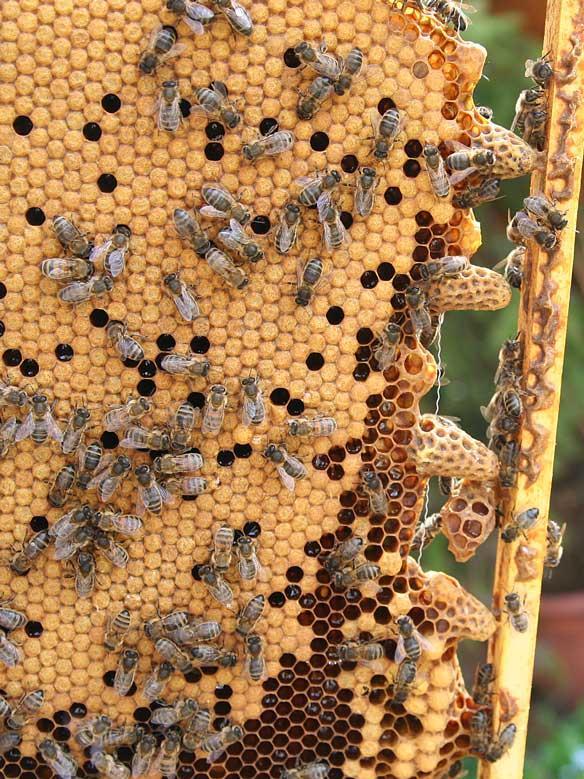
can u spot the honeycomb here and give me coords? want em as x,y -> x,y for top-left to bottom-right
0,0 -> 537,776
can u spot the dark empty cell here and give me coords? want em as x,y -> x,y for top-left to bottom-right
82,122 -> 102,141
284,47 -> 302,67
384,187 -> 402,205
328,446 -> 345,462
243,521 -> 261,537
286,566 -> 303,583
205,142 -> 224,161
53,726 -> 70,742
204,122 -> 226,141
353,364 -> 370,381
187,391 -> 205,408
190,335 -> 210,353
310,132 -> 329,151
36,718 -> 54,733
357,327 -> 374,344
415,228 -> 431,244
403,159 -> 421,178
377,262 -> 395,281
287,398 -> 304,415
101,93 -> 121,112
234,443 -> 252,458
415,210 -> 433,226
21,758 -> 36,771
103,671 -> 116,687
122,357 -> 141,369
0,322 -> 4,337
25,207 -> 45,226
179,99 -> 192,117
326,306 -> 344,324
178,769 -> 194,779
13,115 -> 33,135
270,387 -> 290,406
327,464 -> 344,480
100,431 -> 119,449
25,621 -> 43,638
306,352 -> 324,371
133,707 -> 151,723
217,450 -> 235,467
5,765 -> 19,778
30,516 -> 48,532
97,174 -> 117,192
378,97 -> 396,114
138,360 -> 156,377
393,274 -> 410,291
356,344 -> 371,360
250,215 -> 271,235
55,343 -> 74,361
360,271 -> 378,289
70,703 -> 87,718
285,584 -> 301,600
259,117 -> 279,135
0,283 -> 6,299
214,701 -> 231,716
215,684 -> 233,700
404,139 -> 423,157
313,454 -> 329,470
20,358 -> 39,377
341,154 -> 359,173
90,308 -> 109,327
3,349 -> 22,367
340,211 -> 353,229
413,246 -> 428,262
268,592 -> 285,608
137,379 -> 156,397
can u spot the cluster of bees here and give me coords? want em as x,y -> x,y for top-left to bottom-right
511,54 -> 554,151
0,688 -> 45,755
469,662 -> 517,763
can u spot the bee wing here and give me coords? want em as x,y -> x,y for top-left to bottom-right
98,476 -> 119,503
394,635 -> 407,664
316,191 -> 332,221
174,288 -> 200,321
2,416 -> 18,440
119,336 -> 144,361
104,248 -> 126,278
224,3 -> 252,29
14,412 -> 34,442
369,108 -> 381,135
448,167 -> 475,186
46,411 -> 64,442
89,239 -> 112,263
58,281 -> 91,302
200,205 -> 228,219
182,16 -> 205,34
276,465 -> 296,492
206,748 -> 226,765
227,218 -> 248,240
217,228 -> 240,252
416,630 -> 433,654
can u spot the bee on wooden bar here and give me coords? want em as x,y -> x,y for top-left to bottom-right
511,87 -> 546,136
501,507 -> 540,543
544,519 -> 566,574
472,662 -> 495,706
507,210 -> 557,250
495,245 -> 526,289
503,592 -> 528,633
486,723 -> 517,762
470,708 -> 491,756
525,54 -> 554,87
523,194 -> 568,230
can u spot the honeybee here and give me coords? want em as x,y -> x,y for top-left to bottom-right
50,505 -> 92,540
373,322 -> 401,370
210,0 -> 253,36
164,476 -> 208,496
104,397 -> 151,432
201,182 -> 250,223
507,210 -> 557,250
494,245 -> 526,289
218,219 -> 264,262
0,380 -> 28,409
296,257 -> 325,307
202,384 -> 228,435
92,750 -> 131,779
391,658 -> 418,704
120,425 -> 171,451
166,0 -> 215,34
39,739 -> 78,778
97,511 -> 143,536
74,550 -> 96,598
334,47 -> 364,95
501,507 -> 540,543
95,532 -> 130,568
6,689 -> 44,729
361,470 -> 388,515
131,734 -> 158,777
410,513 -> 442,556
370,107 -> 401,160
452,178 -> 501,209
446,148 -> 496,184
544,519 -> 566,573
58,274 -> 114,305
156,79 -> 182,132
494,336 -> 523,388
158,729 -> 182,777
173,208 -> 212,257
477,105 -> 494,120
106,320 -> 145,363
486,723 -> 517,763
323,536 -> 363,574
114,648 -> 139,696
417,256 -> 469,282
0,733 -> 21,754
199,564 -> 234,609
168,400 -> 198,453
472,661 -> 495,706
263,443 -> 307,491
41,257 -> 94,283
354,166 -> 378,217
89,455 -> 132,502
15,393 -> 62,445
317,191 -> 349,251
144,610 -> 188,640
10,529 -> 51,575
281,761 -> 330,779
182,707 -> 212,749
523,194 -> 568,230
98,725 -> 143,749
52,215 -> 93,259
190,643 -> 237,667
236,594 -> 265,636
194,82 -> 241,129
142,661 -> 174,702
395,615 -> 431,663
511,87 -> 545,136
211,523 -> 235,574
236,535 -> 261,581
293,41 -> 343,78
135,463 -> 172,515
159,352 -> 211,378
61,406 -> 91,455
104,608 -> 132,653
153,452 -> 203,476
297,169 -> 342,206
53,524 -> 94,562
274,203 -> 301,254
287,415 -> 337,437
296,75 -> 335,120
242,129 -> 295,161
90,225 -> 131,278
423,144 -> 450,199
524,106 -> 548,150
200,723 -> 244,762
205,247 -> 249,289
503,592 -> 528,633
0,632 -> 22,667
331,562 -> 380,590
163,272 -> 201,322
167,620 -> 222,646
74,715 -> 113,747
47,464 -> 76,507
244,633 -> 266,681
139,25 -> 183,74
328,638 -> 384,665
525,54 -> 554,87
0,417 -> 18,459
405,285 -> 435,345
0,603 -> 26,632
470,708 -> 491,756
240,375 -> 265,426
424,0 -> 474,32
155,637 -> 193,673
